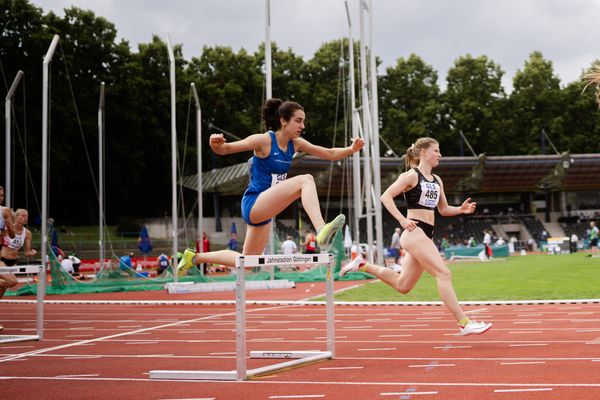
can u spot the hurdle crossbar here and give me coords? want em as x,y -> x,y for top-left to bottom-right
0,264 -> 45,343
149,253 -> 335,381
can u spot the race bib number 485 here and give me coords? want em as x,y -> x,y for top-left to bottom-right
418,181 -> 440,208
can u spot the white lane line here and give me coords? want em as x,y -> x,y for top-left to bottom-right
1,346 -> 34,349
125,341 -> 159,345
209,352 -> 236,355
378,334 -> 412,338
500,361 -> 546,365
66,335 -> 95,338
314,336 -> 347,339
159,398 -> 215,400
508,331 -> 543,334
399,324 -> 429,327
288,328 -> 316,331
434,345 -> 471,349
343,326 -> 373,329
55,374 -> 100,378
319,366 -> 364,370
64,356 -> 102,360
250,338 -> 285,341
509,343 -> 547,347
409,364 -> 455,368
494,388 -> 553,393
269,396 -> 324,399
513,321 -> 543,324
592,360 -> 600,362
366,318 -> 392,322
357,348 -> 396,351
117,325 -> 143,328
576,329 -> 600,332
381,392 -> 438,396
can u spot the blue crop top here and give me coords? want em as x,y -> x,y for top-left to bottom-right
245,131 -> 295,195
404,168 -> 441,210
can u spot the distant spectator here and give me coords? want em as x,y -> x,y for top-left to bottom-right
589,221 -> 598,256
281,235 -> 297,255
157,253 -> 170,274
570,233 -> 578,253
389,227 -> 401,263
228,232 -> 238,251
303,230 -> 317,254
482,229 -> 492,259
120,252 -> 134,271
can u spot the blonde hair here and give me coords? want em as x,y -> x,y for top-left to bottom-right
582,63 -> 600,106
405,137 -> 439,170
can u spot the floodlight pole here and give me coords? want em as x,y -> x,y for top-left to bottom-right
191,83 -> 203,259
98,82 -> 105,271
5,70 -> 24,208
345,1 -> 362,247
367,0 -> 384,264
166,35 -> 178,281
41,34 -> 59,339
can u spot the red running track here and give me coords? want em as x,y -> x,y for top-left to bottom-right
1,282 -> 600,399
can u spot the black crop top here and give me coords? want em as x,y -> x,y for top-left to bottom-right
404,168 -> 441,210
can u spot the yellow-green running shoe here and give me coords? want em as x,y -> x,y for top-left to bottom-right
317,214 -> 346,248
176,248 -> 196,277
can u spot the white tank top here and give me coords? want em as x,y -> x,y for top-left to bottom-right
3,228 -> 26,250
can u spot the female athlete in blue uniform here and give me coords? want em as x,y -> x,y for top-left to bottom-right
177,99 -> 364,274
340,137 -> 492,336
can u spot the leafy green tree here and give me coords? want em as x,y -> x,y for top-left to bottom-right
509,51 -> 563,154
558,63 -> 600,153
379,53 -> 442,154
443,54 -> 508,156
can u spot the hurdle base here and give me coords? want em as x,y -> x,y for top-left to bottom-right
149,350 -> 332,381
0,335 -> 40,344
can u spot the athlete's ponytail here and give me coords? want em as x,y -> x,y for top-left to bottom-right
261,99 -> 304,131
583,63 -> 600,107
405,137 -> 439,170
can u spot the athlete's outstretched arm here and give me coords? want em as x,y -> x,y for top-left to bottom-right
294,137 -> 364,161
209,133 -> 270,156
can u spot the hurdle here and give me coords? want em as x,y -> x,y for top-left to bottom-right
0,264 -> 45,343
149,253 -> 335,381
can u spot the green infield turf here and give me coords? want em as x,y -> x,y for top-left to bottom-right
333,253 -> 600,301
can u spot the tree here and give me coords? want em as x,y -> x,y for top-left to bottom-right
379,53 -> 442,154
510,51 -> 563,154
444,54 -> 507,155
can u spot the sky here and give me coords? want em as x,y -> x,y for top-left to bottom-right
31,0 -> 600,92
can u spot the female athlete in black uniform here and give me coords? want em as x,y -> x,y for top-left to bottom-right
341,137 -> 492,336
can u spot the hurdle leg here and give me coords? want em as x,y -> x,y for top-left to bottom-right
236,256 -> 247,381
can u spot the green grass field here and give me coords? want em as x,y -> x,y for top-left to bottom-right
333,253 -> 600,301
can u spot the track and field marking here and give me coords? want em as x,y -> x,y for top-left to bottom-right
508,331 -> 543,334
408,363 -> 455,368
513,321 -> 543,324
125,341 -> 159,345
159,398 -> 215,400
509,343 -> 547,347
494,388 -> 552,393
434,345 -> 471,349
378,334 -> 412,338
268,395 -> 324,399
55,374 -> 100,378
343,325 -> 372,329
1,345 -> 34,349
357,348 -> 396,351
63,356 -> 102,360
0,304 -> 301,364
500,361 -> 546,365
318,366 -> 364,370
381,392 -> 438,396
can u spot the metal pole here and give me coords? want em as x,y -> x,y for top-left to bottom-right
98,82 -> 105,272
359,1 -> 374,262
5,70 -> 24,208
41,34 -> 59,339
345,1 -> 362,249
191,83 -> 203,258
368,0 -> 384,264
265,0 -> 276,260
265,0 -> 272,99
166,35 -> 178,281
326,253 -> 335,357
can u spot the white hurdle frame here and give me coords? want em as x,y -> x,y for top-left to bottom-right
0,264 -> 45,343
150,253 -> 335,381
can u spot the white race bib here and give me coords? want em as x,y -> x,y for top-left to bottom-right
418,181 -> 440,208
271,173 -> 287,187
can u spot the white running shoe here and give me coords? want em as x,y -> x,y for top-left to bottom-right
339,255 -> 365,278
458,320 -> 492,336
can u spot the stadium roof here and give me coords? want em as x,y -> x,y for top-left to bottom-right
181,153 -> 600,196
